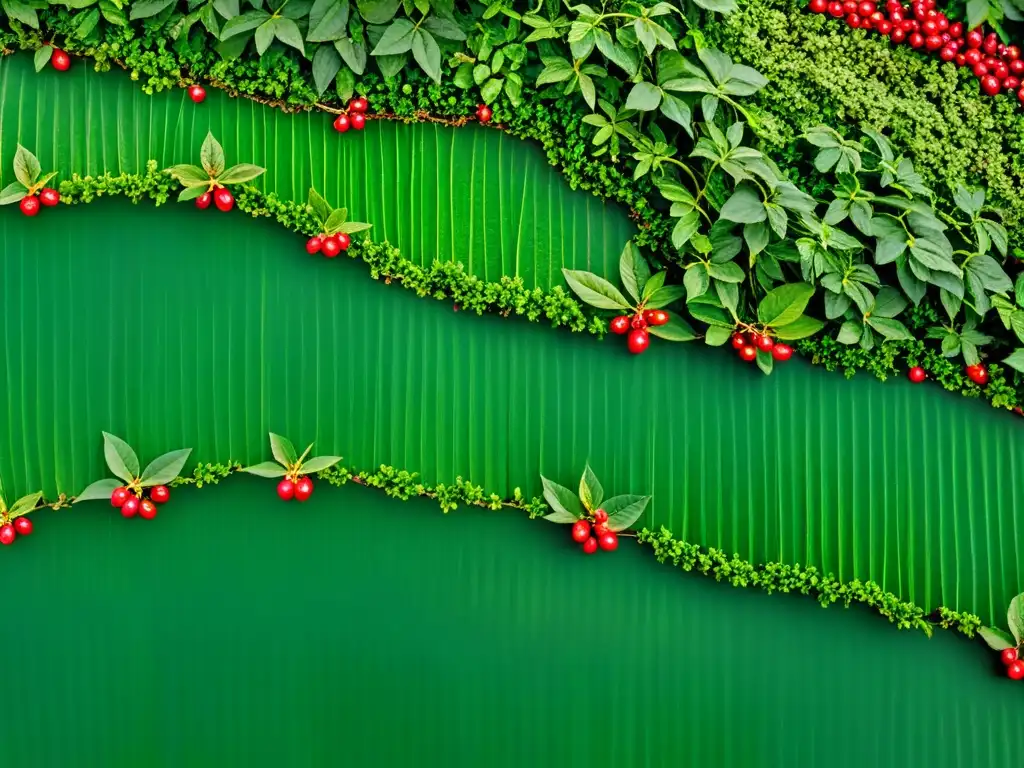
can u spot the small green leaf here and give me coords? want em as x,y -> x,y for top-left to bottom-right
13,145 -> 40,188
357,0 -> 399,24
312,44 -> 342,95
978,625 -> 1015,651
200,132 -> 226,177
624,82 -> 662,112
10,492 -> 42,516
307,0 -> 350,41
578,464 -> 604,512
758,282 -> 815,327
1009,594 -> 1024,645
33,46 -> 53,72
336,37 -> 367,75
218,163 -> 266,185
1002,348 -> 1024,373
324,207 -> 348,234
371,18 -> 415,55
269,432 -> 298,468
648,311 -> 696,341
540,476 -> 584,522
720,183 -> 766,224
1,0 -> 39,28
618,241 -> 649,303
177,186 -> 208,203
704,326 -> 732,346
561,269 -> 632,311
140,448 -> 193,487
273,17 -> 306,55
164,164 -> 210,186
241,461 -> 289,478
411,28 -> 441,83
75,478 -> 123,503
300,455 -> 344,473
603,494 -> 651,532
102,432 -> 140,483
0,182 -> 29,206
129,0 -> 175,19
774,314 -> 824,341
340,221 -> 373,234
480,77 -> 503,104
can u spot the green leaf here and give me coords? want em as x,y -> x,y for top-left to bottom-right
255,20 -> 276,54
966,0 -> 989,28
687,301 -> 733,327
164,164 -> 210,186
75,478 -> 123,503
1002,349 -> 1024,372
269,432 -> 298,468
480,78 -> 503,105
837,320 -> 861,345
220,9 -> 272,38
684,264 -> 709,300
866,316 -> 912,341
704,325 -> 732,346
102,432 -> 139,483
0,182 -> 29,206
312,45 -> 342,96
1009,593 -> 1024,644
1,0 -> 39,28
536,57 -> 573,86
578,464 -> 604,512
648,311 -> 696,341
561,269 -> 632,311
200,132 -> 226,177
357,0 -> 399,23
10,492 -> 42,516
618,242 -> 649,303
177,186 -> 208,203
707,261 -> 744,283
624,82 -> 662,112
13,145 -> 40,188
301,455 -> 344,473
423,15 -> 465,41
324,207 -> 349,234
411,28 -> 441,83
140,448 -> 193,486
218,163 -> 266,185
603,494 -> 651,532
340,221 -> 372,234
129,0 -> 175,19
646,285 -> 685,309
978,625 -> 1016,651
872,287 -> 908,319
308,0 -> 350,41
241,461 -> 289,478
671,210 -> 700,250
720,184 -> 766,224
756,348 -> 774,375
659,94 -> 692,134
273,17 -> 306,54
758,282 -> 814,327
540,476 -> 584,523
372,18 -> 416,55
774,314 -> 824,340
33,46 -> 53,73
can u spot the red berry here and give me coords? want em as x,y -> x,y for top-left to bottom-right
771,343 -> 793,361
39,188 -> 60,207
350,113 -> 366,130
1018,88 -> 1024,104
644,309 -> 670,326
121,496 -> 140,518
349,97 -> 368,113
295,476 -> 314,502
306,235 -> 323,254
891,28 -> 906,43
593,508 -> 608,524
594,522 -> 610,537
1008,660 -> 1024,680
1006,45 -> 1021,61
322,236 -> 342,258
277,479 -> 295,501
877,19 -> 892,33
598,531 -> 619,552
828,1 -> 844,15
966,363 -> 989,385
921,19 -> 937,34
19,196 -> 39,217
843,0 -> 857,10
925,35 -> 943,51
1001,648 -> 1019,665
973,62 -> 990,78
908,366 -> 926,383
214,187 -> 234,212
1005,77 -> 1020,91
0,524 -> 14,546
909,32 -> 924,48
150,485 -> 170,504
139,499 -> 158,520
809,0 -> 827,11
756,334 -> 775,352
610,316 -> 630,335
846,12 -> 861,27
333,114 -> 350,133
188,85 -> 206,103
476,104 -> 493,123
981,75 -> 1001,95
110,487 -> 130,508
948,21 -> 963,37
195,192 -> 212,209
571,520 -> 591,543
739,345 -> 757,362
13,517 -> 32,536
630,314 -> 647,329
51,49 -> 70,71
859,16 -> 872,29
731,333 -> 748,350
984,33 -> 998,54
965,48 -> 983,65
1012,59 -> 1024,74
955,53 -> 967,66
337,232 -> 351,251
582,537 -> 598,554
627,328 -> 650,354
858,0 -> 874,13
940,46 -> 957,61
967,29 -> 983,48
994,62 -> 1009,79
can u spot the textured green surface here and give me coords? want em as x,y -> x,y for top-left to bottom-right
0,52 -> 634,288
0,479 -> 1017,768
1,197 -> 1022,627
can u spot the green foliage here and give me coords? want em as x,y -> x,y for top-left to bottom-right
637,525 -> 983,638
978,591 -> 1024,651
241,432 -> 343,478
540,464 -> 651,530
76,432 -> 193,500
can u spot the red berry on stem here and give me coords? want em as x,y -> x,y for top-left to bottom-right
151,485 -> 170,504
322,236 -> 342,258
948,21 -> 962,37
593,508 -> 608,524
188,85 -> 206,103
214,187 -> 234,212
981,75 -> 1001,95
1008,660 -> 1024,680
476,104 -> 493,123
1001,648 -> 1019,665
349,97 -> 368,113
846,12 -> 861,27
582,537 -> 598,555
594,522 -> 610,537
333,114 -> 350,133
627,328 -> 649,354
306,236 -> 323,255
909,32 -> 925,48
908,366 -> 926,383
350,113 -> 366,130
610,316 -> 630,335
731,333 -> 748,350
598,531 -> 619,552
966,364 -> 989,385
828,1 -> 844,15
195,192 -> 211,210
631,314 -> 647,329
20,196 -> 40,217
739,345 -> 757,362
139,499 -> 158,520
0,524 -> 14,546
571,520 -> 591,543
51,49 -> 70,71
809,0 -> 827,11
39,188 -> 60,207
756,335 -> 775,352
13,517 -> 32,536
111,487 -> 130,508
295,476 -> 314,502
967,29 -> 983,48
645,309 -> 670,326
121,496 -> 140,518
277,479 -> 295,501
337,232 -> 351,251
771,343 -> 793,362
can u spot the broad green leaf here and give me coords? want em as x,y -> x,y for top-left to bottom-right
308,0 -> 350,41
0,182 -> 29,205
624,82 -> 662,112
423,15 -> 465,41
561,269 -> 632,311
774,315 -> 824,340
1009,593 -> 1024,644
301,455 -> 344,473
220,9 -> 271,38
177,185 -> 208,203
966,0 -> 989,28
978,625 -> 1015,650
687,302 -> 733,327
218,163 -> 266,185
758,282 -> 814,327
340,221 -> 373,234
720,184 -> 766,224
707,261 -> 744,283
241,461 -> 289,478
578,464 -> 604,512
480,78 -> 503,105
357,0 -> 399,23
411,28 -> 441,83
540,476 -> 583,522
312,45 -> 342,96
33,46 -> 53,72
672,210 -> 700,250
1002,348 -> 1024,373
10,492 -> 42,516
269,432 -> 298,468
866,316 -> 912,341
372,18 -> 415,55
536,58 -> 573,86
646,285 -> 685,309
324,207 -> 349,234
704,325 -> 732,346
200,133 -> 226,177
102,432 -> 140,482
684,264 -> 709,300
336,37 -> 367,74
129,0 -> 175,19
648,311 -> 696,341
13,145 -> 40,187
140,448 -> 193,486
1,0 -> 39,28
872,287 -> 908,319
75,478 -> 123,503
164,164 -> 210,186
603,494 -> 651,532
618,242 -> 649,303
837,320 -> 862,345
273,17 -> 306,54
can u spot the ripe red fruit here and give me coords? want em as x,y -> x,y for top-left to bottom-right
1006,45 -> 1021,61
994,62 -> 1009,79
630,314 -> 647,329
739,345 -> 757,362
828,1 -> 844,15
322,236 -> 342,258
306,235 -> 323,254
594,522 -> 610,537
20,195 -> 40,217
644,309 -> 670,326
1001,648 -> 1019,665
582,537 -> 598,554
948,21 -> 963,36
337,232 -> 351,251
121,496 -> 140,518
139,499 -> 158,520
973,62 -> 990,78
908,366 -> 926,383
925,35 -> 943,51
214,187 -> 234,212
965,48 -> 983,65
1008,660 -> 1024,680
51,49 -> 70,71
981,75 -> 1001,95
967,29 -> 983,48
13,517 -> 32,536
858,0 -> 874,12
1005,76 -> 1020,91
610,316 -> 630,335
984,32 -> 998,54
598,531 -> 619,552
859,16 -> 872,28
891,28 -> 906,43
842,0 -> 857,10
771,343 -> 793,362
731,333 -> 748,350
809,0 -> 827,11
188,85 -> 206,104
908,32 -> 924,48
1018,88 -> 1024,104
476,104 -> 493,123
966,363 -> 989,385
333,114 -> 350,133
940,46 -> 957,61
39,188 -> 60,206
571,520 -> 591,543
877,19 -> 892,33
150,485 -> 170,504
110,487 -> 130,508
295,476 -> 314,502
350,113 -> 366,130
955,53 -> 967,66
755,335 -> 775,352
1012,59 -> 1024,74
349,97 -> 368,113
0,524 -> 14,546
846,12 -> 861,27
921,19 -> 937,34
627,328 -> 650,354
195,192 -> 212,209
593,508 -> 608,524
277,479 -> 295,501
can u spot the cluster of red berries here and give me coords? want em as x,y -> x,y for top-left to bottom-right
730,331 -> 793,363
18,188 -> 60,217
110,485 -> 170,520
188,85 -> 206,104
1000,647 -> 1024,679
609,309 -> 670,354
570,508 -> 619,554
195,186 -> 235,212
305,232 -> 351,257
809,0 -> 1024,100
475,104 -> 492,123
333,98 -> 369,133
0,516 -> 33,546
277,476 -> 314,502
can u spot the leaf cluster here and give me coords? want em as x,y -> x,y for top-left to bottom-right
306,187 -> 372,236
0,145 -> 57,205
77,432 -> 193,501
540,463 -> 651,532
241,432 -> 343,479
164,131 -> 266,202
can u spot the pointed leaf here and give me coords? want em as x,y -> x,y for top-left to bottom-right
578,464 -> 604,512
978,625 -> 1015,651
372,18 -> 415,55
312,45 -> 342,95
1009,594 -> 1024,644
300,455 -> 343,473
340,221 -> 372,234
164,164 -> 210,186
200,132 -> 226,177
218,163 -> 266,185
0,182 -> 29,206
140,448 -> 193,486
720,184 -> 766,223
102,432 -> 139,483
619,242 -> 649,303
269,432 -> 298,468
13,145 -> 40,187
561,269 -> 632,311
646,285 -> 685,309
273,17 -> 306,55
308,0 -> 350,41
33,46 -> 53,72
324,207 -> 349,234
603,494 -> 651,532
308,188 -> 332,223
10,492 -> 42,516
241,461 -> 290,478
648,311 -> 696,341
540,476 -> 584,522
758,282 -> 814,327
75,478 -> 124,503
